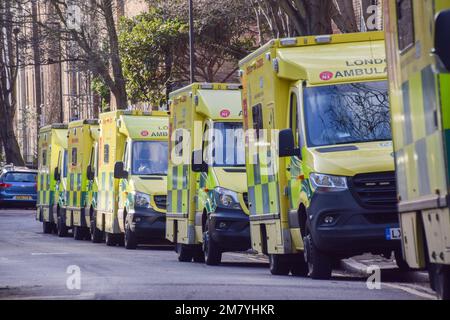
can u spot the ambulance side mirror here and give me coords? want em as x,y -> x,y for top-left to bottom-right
87,165 -> 95,181
434,9 -> 450,71
192,150 -> 208,173
114,162 -> 128,179
279,129 -> 301,158
53,167 -> 61,181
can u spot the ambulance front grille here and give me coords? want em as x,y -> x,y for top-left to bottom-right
350,172 -> 398,210
154,195 -> 167,210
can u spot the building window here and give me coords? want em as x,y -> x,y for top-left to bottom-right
396,0 -> 415,52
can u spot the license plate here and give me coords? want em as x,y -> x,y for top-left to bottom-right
15,196 -> 32,200
386,228 -> 402,240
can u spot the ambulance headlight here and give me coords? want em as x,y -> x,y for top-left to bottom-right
310,173 -> 348,191
135,192 -> 151,208
214,187 -> 241,210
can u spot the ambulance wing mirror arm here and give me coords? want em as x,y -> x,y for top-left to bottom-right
54,167 -> 61,181
192,150 -> 208,173
434,9 -> 450,72
114,162 -> 128,179
279,129 -> 301,159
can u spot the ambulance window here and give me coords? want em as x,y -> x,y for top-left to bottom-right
71,148 -> 77,166
396,0 -> 415,52
252,104 -> 263,139
104,144 -> 110,164
124,142 -> 129,168
289,93 -> 299,146
175,130 -> 183,157
62,150 -> 68,178
42,150 -> 47,166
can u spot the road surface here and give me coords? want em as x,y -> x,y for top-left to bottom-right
0,209 -> 434,300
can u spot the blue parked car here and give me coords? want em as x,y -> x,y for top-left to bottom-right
0,168 -> 37,208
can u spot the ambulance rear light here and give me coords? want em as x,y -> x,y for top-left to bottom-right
280,38 -> 298,46
315,35 -> 332,44
238,70 -> 244,78
200,84 -> 213,89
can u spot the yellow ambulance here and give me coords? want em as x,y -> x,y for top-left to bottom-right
96,111 -> 169,249
63,120 -> 99,241
240,32 -> 400,279
384,0 -> 450,299
166,83 -> 251,265
36,124 -> 68,235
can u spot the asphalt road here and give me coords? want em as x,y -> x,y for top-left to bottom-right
0,209 -> 434,300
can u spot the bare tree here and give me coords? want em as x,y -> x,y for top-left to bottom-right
0,0 -> 25,165
44,0 -> 128,110
251,0 -> 381,38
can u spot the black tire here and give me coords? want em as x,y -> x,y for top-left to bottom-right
73,226 -> 84,241
430,264 -> 450,300
125,223 -> 138,250
43,221 -> 53,234
105,232 -> 118,247
193,248 -> 206,263
290,254 -> 309,277
56,213 -> 68,238
304,234 -> 332,280
177,243 -> 193,262
203,223 -> 222,266
394,250 -> 411,271
90,215 -> 103,243
269,254 -> 290,276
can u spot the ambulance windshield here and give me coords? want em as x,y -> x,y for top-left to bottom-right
132,141 -> 168,176
303,81 -> 391,148
210,122 -> 245,167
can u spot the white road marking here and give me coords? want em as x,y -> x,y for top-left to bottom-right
383,283 -> 436,300
3,292 -> 96,300
31,252 -> 69,256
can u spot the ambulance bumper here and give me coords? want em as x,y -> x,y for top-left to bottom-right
209,209 -> 251,252
129,208 -> 166,240
307,190 -> 401,257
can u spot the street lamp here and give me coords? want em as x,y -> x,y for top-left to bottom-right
189,0 -> 195,83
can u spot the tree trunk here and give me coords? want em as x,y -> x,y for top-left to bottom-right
31,0 -> 42,132
103,0 -> 128,110
0,0 -> 25,166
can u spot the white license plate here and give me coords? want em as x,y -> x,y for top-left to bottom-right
386,228 -> 401,240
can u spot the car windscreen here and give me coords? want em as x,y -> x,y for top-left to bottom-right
3,172 -> 37,183
303,81 -> 391,148
132,141 -> 168,176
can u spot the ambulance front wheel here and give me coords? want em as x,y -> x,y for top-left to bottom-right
203,224 -> 222,266
125,223 -> 138,250
73,226 -> 88,241
90,216 -> 103,243
304,234 -> 332,280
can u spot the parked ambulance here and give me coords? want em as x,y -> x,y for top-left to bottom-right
96,110 -> 169,249
384,0 -> 450,299
240,31 -> 401,279
59,120 -> 99,241
36,124 -> 68,235
166,83 -> 251,265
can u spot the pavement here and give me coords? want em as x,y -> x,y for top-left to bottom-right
0,208 -> 436,300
